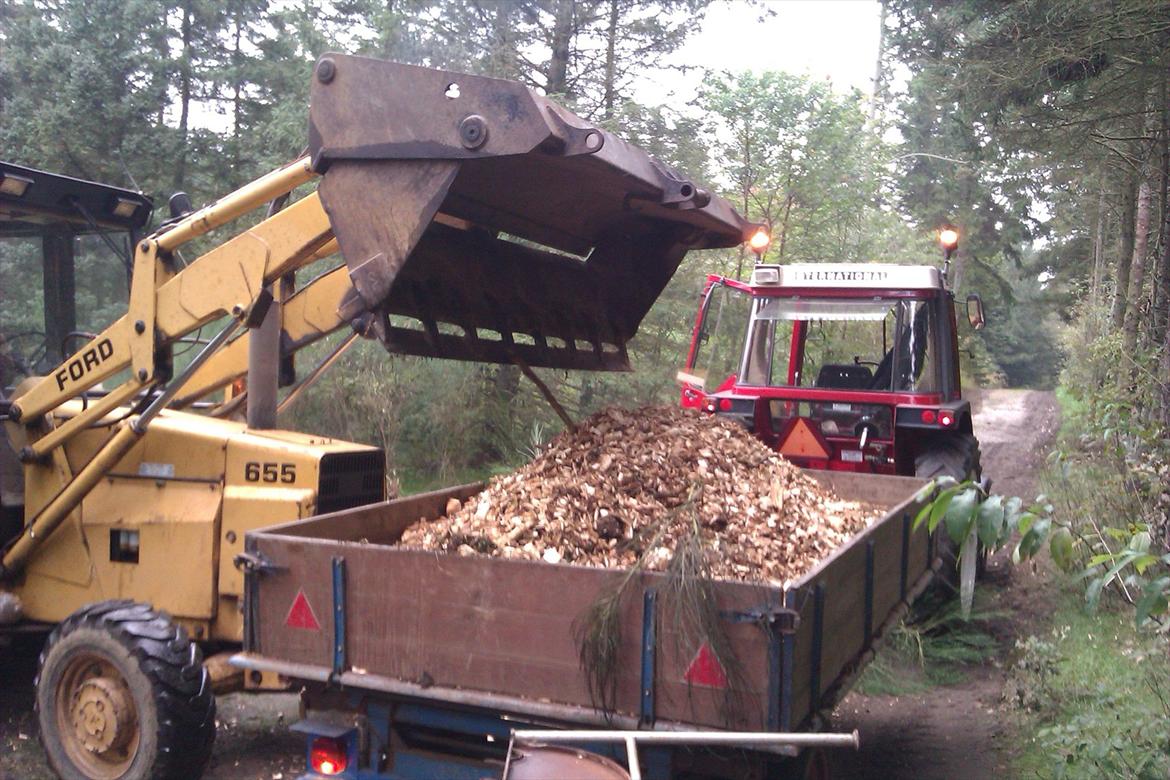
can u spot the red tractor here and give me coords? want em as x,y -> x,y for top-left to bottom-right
680,241 -> 986,483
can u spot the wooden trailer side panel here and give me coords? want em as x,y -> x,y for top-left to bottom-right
251,530 -> 781,730
785,477 -> 933,728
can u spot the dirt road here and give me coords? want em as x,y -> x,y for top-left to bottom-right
1,389 -> 1059,779
830,388 -> 1059,779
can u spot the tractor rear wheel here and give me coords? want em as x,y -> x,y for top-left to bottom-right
35,600 -> 215,780
915,433 -> 986,581
914,432 -> 981,482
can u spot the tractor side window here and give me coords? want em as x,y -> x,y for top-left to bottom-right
688,283 -> 751,391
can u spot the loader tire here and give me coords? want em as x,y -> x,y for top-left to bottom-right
35,600 -> 215,780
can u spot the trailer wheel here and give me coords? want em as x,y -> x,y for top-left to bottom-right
35,600 -> 215,780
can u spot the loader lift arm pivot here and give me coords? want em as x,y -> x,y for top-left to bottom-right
3,55 -> 755,578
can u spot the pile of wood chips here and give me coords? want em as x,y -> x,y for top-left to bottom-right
398,406 -> 876,584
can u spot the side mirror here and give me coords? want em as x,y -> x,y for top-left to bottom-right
966,293 -> 986,330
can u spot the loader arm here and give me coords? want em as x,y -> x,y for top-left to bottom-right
3,55 -> 754,577
172,256 -> 352,408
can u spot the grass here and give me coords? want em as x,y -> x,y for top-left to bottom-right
856,586 -> 1003,696
1009,583 -> 1170,779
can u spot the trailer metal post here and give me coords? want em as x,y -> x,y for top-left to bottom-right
331,556 -> 348,681
639,589 -> 657,727
864,539 -> 876,644
766,618 -> 782,732
780,591 -> 796,731
810,584 -> 826,710
244,537 -> 259,653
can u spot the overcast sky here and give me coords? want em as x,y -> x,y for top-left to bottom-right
636,0 -> 884,108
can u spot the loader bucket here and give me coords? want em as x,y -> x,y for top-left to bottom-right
309,54 -> 756,370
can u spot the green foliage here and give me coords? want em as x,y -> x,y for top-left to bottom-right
858,590 -> 1001,695
696,70 -> 911,267
1039,294 -> 1170,626
1009,600 -> 1170,779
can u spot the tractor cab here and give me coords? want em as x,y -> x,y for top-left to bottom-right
680,262 -> 982,476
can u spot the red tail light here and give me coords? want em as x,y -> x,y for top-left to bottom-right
920,409 -> 937,424
938,411 -> 955,427
718,398 -> 732,411
310,736 -> 348,775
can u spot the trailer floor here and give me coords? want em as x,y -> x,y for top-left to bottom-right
0,389 -> 1059,779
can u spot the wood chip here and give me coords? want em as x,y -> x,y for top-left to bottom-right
399,406 -> 878,584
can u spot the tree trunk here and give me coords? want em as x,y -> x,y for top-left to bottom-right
777,187 -> 794,260
1122,179 -> 1153,354
869,1 -> 887,124
546,0 -> 575,96
173,1 -> 193,192
231,10 -> 243,184
486,2 -> 516,79
602,0 -> 619,120
1162,323 -> 1170,426
1152,61 -> 1170,347
1110,172 -> 1138,329
1089,173 -> 1107,316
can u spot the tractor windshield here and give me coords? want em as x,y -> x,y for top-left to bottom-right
741,296 -> 938,393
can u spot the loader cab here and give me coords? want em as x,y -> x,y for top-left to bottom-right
681,264 -> 972,476
0,161 -> 152,543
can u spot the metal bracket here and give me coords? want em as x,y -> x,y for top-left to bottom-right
722,605 -> 801,634
233,550 -> 283,575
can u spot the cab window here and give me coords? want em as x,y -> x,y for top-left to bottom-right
687,283 -> 752,391
741,297 -> 938,392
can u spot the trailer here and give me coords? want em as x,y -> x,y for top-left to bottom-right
232,469 -> 942,779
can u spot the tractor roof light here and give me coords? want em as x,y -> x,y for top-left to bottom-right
0,173 -> 33,197
751,265 -> 781,286
748,227 -> 770,253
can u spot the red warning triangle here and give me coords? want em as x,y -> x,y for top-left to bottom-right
779,417 -> 830,459
285,589 -> 321,631
683,642 -> 728,689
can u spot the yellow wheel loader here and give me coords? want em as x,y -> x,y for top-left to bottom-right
0,55 -> 754,780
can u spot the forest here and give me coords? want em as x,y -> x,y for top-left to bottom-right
3,0 -> 1170,775
2,0 -> 1168,532
0,0 -> 1068,479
